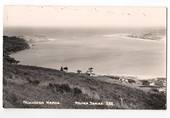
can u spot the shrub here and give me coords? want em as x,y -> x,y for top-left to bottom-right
141,80 -> 150,86
73,87 -> 82,95
26,78 -> 40,85
128,79 -> 136,84
56,84 -> 71,93
48,83 -> 82,95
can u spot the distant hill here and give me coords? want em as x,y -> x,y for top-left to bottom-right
127,30 -> 166,41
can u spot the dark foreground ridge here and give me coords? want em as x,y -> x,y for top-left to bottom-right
3,36 -> 166,109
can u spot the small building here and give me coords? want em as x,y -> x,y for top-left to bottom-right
149,82 -> 155,86
119,78 -> 128,83
158,87 -> 166,93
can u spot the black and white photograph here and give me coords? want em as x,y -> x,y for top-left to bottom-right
3,6 -> 167,109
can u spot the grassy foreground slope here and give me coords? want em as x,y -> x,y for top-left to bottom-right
3,36 -> 166,109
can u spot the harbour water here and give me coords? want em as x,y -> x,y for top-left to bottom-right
5,27 -> 166,79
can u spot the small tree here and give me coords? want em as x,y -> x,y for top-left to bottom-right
63,67 -> 68,72
86,67 -> 95,76
60,66 -> 64,71
77,70 -> 82,74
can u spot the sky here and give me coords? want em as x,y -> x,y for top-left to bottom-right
3,6 -> 166,28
